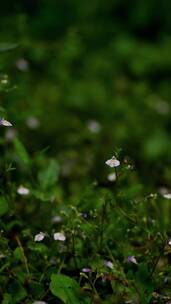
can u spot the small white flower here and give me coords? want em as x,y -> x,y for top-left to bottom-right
159,187 -> 168,195
17,185 -> 30,196
5,128 -> 17,142
16,58 -> 29,72
82,267 -> 92,273
128,256 -> 138,265
158,187 -> 171,199
107,172 -> 116,182
87,120 -> 101,133
168,239 -> 171,246
34,232 -> 45,242
105,156 -> 120,167
26,116 -> 40,129
163,193 -> 171,199
54,232 -> 66,241
51,215 -> 62,224
104,260 -> 113,269
32,302 -> 47,304
0,118 -> 12,127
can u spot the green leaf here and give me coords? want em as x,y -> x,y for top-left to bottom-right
0,197 -> 8,216
2,293 -> 12,304
13,247 -> 23,261
38,159 -> 59,189
0,43 -> 18,52
13,138 -> 30,165
32,189 -> 54,201
28,243 -> 48,254
50,274 -> 81,304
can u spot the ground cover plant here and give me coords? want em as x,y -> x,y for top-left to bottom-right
1,1 -> 171,303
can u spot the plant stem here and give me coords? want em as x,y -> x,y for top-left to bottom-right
15,234 -> 30,277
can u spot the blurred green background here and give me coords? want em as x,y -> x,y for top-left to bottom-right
1,0 -> 171,193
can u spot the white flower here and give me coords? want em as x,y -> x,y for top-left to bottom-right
26,116 -> 40,129
34,232 -> 45,242
159,187 -> 168,195
82,267 -> 92,273
107,172 -> 116,182
54,232 -> 66,241
158,187 -> 171,199
168,239 -> 171,246
163,193 -> 171,199
32,302 -> 47,304
51,215 -> 62,224
87,120 -> 101,133
16,58 -> 29,72
5,128 -> 17,142
0,118 -> 12,127
104,260 -> 113,269
105,156 -> 120,167
17,185 -> 30,196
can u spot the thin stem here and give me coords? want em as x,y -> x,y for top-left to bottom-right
71,231 -> 78,269
149,240 -> 166,278
15,235 -> 30,276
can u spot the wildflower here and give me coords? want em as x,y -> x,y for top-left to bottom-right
51,215 -> 62,224
168,239 -> 171,246
104,260 -> 113,269
26,116 -> 40,129
158,187 -> 171,199
127,256 -> 138,265
34,232 -> 45,242
80,212 -> 88,219
16,58 -> 29,72
5,128 -> 17,142
107,172 -> 116,182
17,185 -> 30,196
163,193 -> 171,199
159,187 -> 169,195
82,267 -> 92,273
54,232 -> 66,241
105,156 -> 120,168
33,302 -> 47,304
0,118 -> 12,127
87,120 -> 101,133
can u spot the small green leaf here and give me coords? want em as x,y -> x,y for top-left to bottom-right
0,43 -> 18,52
13,247 -> 23,261
0,197 -> 8,216
28,243 -> 48,254
13,138 -> 30,165
38,159 -> 59,189
32,189 -> 55,201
